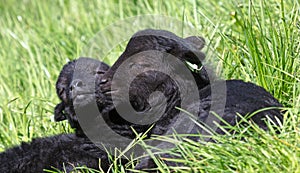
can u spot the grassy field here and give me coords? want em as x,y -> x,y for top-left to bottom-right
0,0 -> 299,172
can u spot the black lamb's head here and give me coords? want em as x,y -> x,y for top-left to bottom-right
95,29 -> 208,137
54,57 -> 109,136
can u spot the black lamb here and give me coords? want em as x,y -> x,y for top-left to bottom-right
0,134 -> 127,173
94,29 -> 282,138
93,29 -> 283,170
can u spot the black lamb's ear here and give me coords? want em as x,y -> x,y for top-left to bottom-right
184,36 -> 206,50
54,102 -> 66,121
177,36 -> 206,65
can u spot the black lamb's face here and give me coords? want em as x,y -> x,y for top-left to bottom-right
54,57 -> 109,131
69,58 -> 109,109
96,53 -> 181,113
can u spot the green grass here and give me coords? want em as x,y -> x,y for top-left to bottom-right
0,0 -> 299,172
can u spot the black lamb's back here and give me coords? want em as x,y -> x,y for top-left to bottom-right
0,134 -> 127,172
195,79 -> 283,135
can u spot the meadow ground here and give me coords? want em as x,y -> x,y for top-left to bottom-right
0,0 -> 299,172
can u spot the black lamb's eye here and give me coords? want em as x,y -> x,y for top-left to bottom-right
131,99 -> 146,112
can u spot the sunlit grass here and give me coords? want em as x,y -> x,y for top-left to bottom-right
0,0 -> 299,172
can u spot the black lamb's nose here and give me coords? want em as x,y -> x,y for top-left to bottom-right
70,79 -> 84,91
